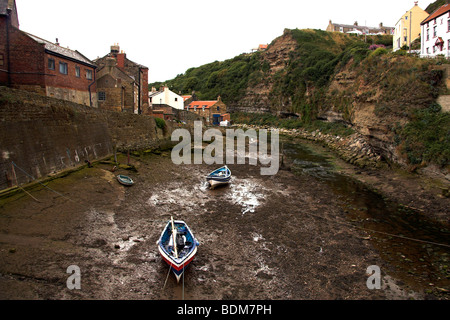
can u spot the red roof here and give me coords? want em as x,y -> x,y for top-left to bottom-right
182,95 -> 191,101
187,101 -> 217,109
422,4 -> 450,25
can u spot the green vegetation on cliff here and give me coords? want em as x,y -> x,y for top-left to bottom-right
151,28 -> 448,169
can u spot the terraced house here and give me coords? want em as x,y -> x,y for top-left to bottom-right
0,0 -> 97,107
420,3 -> 450,57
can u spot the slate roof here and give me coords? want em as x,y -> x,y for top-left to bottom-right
24,32 -> 96,67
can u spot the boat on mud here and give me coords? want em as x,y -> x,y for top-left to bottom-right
206,165 -> 231,189
157,217 -> 199,283
117,174 -> 134,186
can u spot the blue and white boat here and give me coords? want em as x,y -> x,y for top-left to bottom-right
157,217 -> 199,283
206,165 -> 231,189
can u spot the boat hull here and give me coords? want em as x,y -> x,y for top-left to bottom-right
208,178 -> 230,189
158,245 -> 197,282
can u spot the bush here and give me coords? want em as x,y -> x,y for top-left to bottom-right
155,117 -> 166,130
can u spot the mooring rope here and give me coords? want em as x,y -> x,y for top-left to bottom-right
11,161 -> 79,205
307,211 -> 450,249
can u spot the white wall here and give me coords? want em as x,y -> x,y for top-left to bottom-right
421,13 -> 450,58
149,87 -> 184,110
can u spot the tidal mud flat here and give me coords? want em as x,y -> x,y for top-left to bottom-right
0,137 -> 448,300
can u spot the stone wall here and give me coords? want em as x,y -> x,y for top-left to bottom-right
0,86 -> 172,190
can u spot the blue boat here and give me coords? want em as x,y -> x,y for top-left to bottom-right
157,217 -> 199,283
206,165 -> 231,189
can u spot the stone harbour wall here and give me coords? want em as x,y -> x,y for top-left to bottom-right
0,86 -> 172,191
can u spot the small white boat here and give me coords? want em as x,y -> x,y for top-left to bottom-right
117,174 -> 134,186
206,165 -> 231,189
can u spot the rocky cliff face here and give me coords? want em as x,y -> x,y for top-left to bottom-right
230,29 -> 298,113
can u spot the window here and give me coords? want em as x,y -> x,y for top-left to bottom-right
448,40 -> 450,50
202,105 -> 206,111
175,97 -> 178,102
98,92 -> 106,101
217,106 -> 220,111
48,58 -> 55,70
405,16 -> 408,20
59,62 -> 68,75
75,66 -> 80,78
427,47 -> 430,54
427,29 -> 430,40
434,26 -> 437,37
448,20 -> 450,32
194,105 -> 198,111
86,69 -> 92,80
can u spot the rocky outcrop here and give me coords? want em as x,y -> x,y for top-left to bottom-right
229,29 -> 298,114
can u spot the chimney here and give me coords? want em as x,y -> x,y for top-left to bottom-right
354,21 -> 358,26
116,50 -> 126,69
379,22 -> 383,28
56,38 -> 60,46
414,1 -> 418,6
110,43 -> 120,56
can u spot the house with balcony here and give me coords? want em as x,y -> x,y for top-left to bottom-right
420,3 -> 450,57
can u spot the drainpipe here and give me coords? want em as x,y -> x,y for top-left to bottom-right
6,8 -> 11,86
88,67 -> 96,107
138,68 -> 141,114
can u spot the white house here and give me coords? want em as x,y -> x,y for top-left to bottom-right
149,86 -> 184,110
421,4 -> 450,58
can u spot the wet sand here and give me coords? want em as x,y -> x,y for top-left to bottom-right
0,141 -> 448,300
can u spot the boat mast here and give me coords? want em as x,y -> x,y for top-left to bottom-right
171,216 -> 178,258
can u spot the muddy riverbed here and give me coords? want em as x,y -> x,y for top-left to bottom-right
0,137 -> 449,300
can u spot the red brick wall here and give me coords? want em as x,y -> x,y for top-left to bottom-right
44,52 -> 96,92
7,26 -> 46,87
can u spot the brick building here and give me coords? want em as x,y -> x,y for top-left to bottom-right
186,96 -> 229,125
94,44 -> 149,114
0,0 -> 98,107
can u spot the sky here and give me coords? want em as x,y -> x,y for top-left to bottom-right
16,0 -> 436,83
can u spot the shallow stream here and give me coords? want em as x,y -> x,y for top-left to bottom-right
283,140 -> 450,291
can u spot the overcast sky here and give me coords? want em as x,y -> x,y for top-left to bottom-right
16,0 -> 435,83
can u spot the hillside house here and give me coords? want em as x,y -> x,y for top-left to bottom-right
185,96 -> 229,125
0,0 -> 97,107
94,44 -> 149,114
420,3 -> 450,57
393,2 -> 429,51
326,20 -> 393,35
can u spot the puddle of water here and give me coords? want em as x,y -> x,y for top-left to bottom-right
229,180 -> 266,215
284,139 -> 450,290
